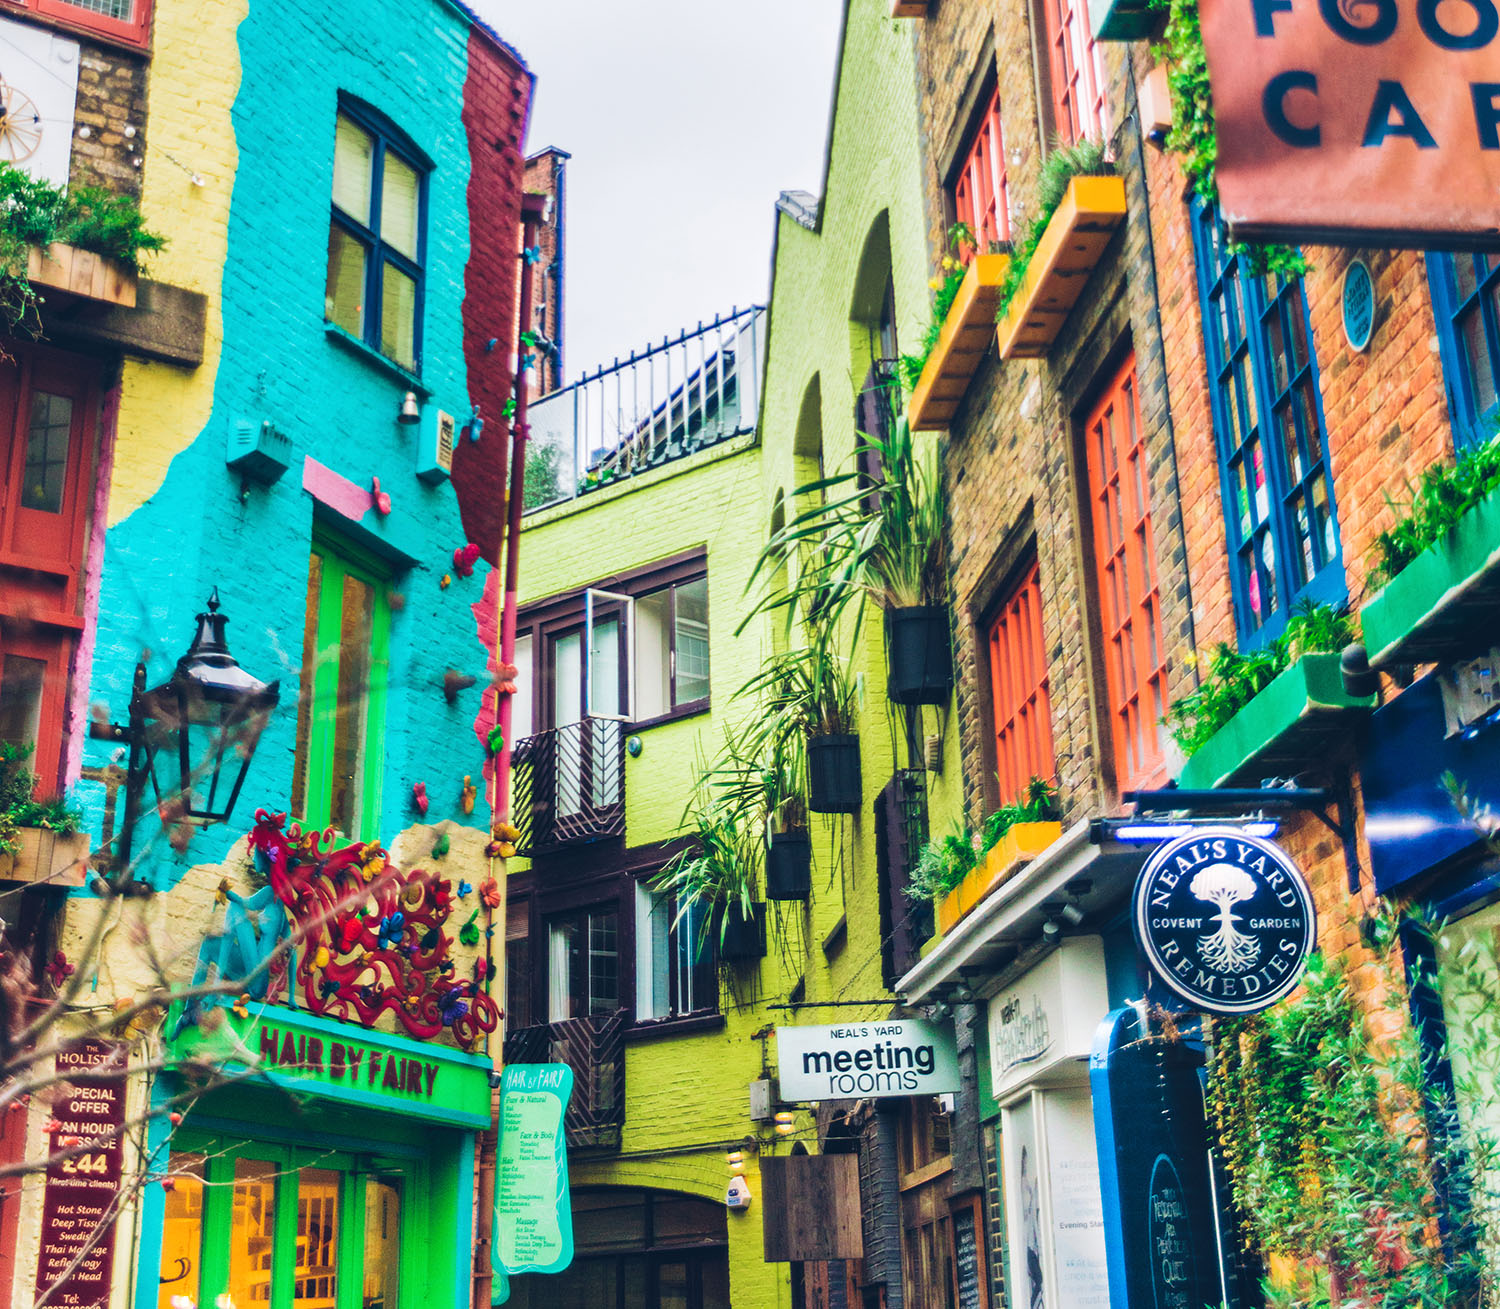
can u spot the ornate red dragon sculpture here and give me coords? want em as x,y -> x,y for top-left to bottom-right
248,809 -> 499,1051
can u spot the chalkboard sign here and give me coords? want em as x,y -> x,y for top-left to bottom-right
950,1198 -> 987,1309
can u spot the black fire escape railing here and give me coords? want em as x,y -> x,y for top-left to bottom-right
511,717 -> 626,856
502,1010 -> 628,1149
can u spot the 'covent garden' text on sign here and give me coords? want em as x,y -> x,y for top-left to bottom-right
1133,829 -> 1317,1016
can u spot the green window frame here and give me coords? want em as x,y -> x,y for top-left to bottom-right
159,1134 -> 423,1309
292,530 -> 391,841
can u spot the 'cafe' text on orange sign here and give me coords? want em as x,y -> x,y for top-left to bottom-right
1201,0 -> 1500,245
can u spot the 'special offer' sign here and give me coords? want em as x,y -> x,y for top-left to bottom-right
1133,828 -> 1316,1016
777,1019 -> 959,1101
1200,0 -> 1500,246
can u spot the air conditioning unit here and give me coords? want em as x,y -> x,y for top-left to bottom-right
416,409 -> 456,485
225,415 -> 292,484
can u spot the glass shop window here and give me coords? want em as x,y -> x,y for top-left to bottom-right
163,1145 -> 410,1309
291,533 -> 393,842
634,882 -> 717,1022
547,906 -> 620,1020
634,574 -> 711,721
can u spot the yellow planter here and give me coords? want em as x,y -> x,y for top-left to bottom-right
907,253 -> 1010,431
27,241 -> 138,308
934,821 -> 1064,935
995,176 -> 1126,360
0,827 -> 91,888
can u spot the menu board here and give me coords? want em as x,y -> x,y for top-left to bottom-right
33,1041 -> 129,1309
494,1062 -> 575,1277
951,1201 -> 985,1309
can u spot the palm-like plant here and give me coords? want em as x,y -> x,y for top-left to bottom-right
651,761 -> 760,941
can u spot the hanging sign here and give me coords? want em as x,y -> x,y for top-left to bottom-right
1200,0 -> 1500,247
494,1063 -> 575,1277
1133,828 -> 1316,1015
33,1040 -> 128,1309
776,1019 -> 959,1101
987,936 -> 1107,1099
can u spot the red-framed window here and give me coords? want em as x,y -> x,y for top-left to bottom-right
953,88 -> 1010,256
2,0 -> 153,49
1083,355 -> 1167,792
0,348 -> 100,794
1039,0 -> 1108,147
986,560 -> 1055,805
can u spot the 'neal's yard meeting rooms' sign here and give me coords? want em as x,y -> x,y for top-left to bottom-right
777,1019 -> 960,1101
1201,0 -> 1500,244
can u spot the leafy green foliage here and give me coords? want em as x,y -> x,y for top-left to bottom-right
1209,913 -> 1500,1308
995,138 -> 1113,320
0,161 -> 166,334
898,222 -> 973,392
1150,0 -> 1306,279
1370,434 -> 1500,588
747,410 -> 947,636
0,742 -> 82,858
905,777 -> 1059,902
651,758 -> 762,939
1165,602 -> 1356,755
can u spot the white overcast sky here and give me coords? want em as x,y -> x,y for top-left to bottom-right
475,0 -> 843,382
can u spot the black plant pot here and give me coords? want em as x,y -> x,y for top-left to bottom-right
766,830 -> 812,901
885,605 -> 954,705
715,901 -> 767,961
808,734 -> 862,814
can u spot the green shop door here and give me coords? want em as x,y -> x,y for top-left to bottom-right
157,1137 -> 417,1309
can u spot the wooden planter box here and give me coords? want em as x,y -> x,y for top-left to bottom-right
907,253 -> 1010,432
995,176 -> 1127,360
935,821 -> 1063,935
1176,653 -> 1376,791
0,827 -> 90,887
1360,484 -> 1500,669
890,0 -> 928,12
28,242 -> 138,308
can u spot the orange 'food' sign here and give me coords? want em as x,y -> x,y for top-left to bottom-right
1201,0 -> 1500,246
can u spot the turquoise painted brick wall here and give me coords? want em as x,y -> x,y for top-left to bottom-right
83,0 -> 497,885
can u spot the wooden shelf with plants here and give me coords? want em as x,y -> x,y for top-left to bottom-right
907,253 -> 1010,432
995,175 -> 1126,361
27,241 -> 138,307
1176,653 -> 1376,791
1361,482 -> 1500,670
0,826 -> 90,888
934,821 -> 1063,936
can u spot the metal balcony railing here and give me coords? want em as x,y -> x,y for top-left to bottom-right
524,306 -> 764,511
511,717 -> 626,855
503,1010 -> 627,1148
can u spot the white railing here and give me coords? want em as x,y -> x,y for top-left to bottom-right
524,306 -> 764,511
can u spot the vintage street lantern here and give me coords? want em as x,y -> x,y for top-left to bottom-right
107,590 -> 281,880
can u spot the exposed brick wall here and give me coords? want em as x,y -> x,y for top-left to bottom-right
70,39 -> 148,199
522,146 -> 566,396
455,29 -> 532,566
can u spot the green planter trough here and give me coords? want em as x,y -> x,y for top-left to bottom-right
1176,653 -> 1376,790
1360,485 -> 1500,669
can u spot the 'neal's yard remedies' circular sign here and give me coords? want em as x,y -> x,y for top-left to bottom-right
1133,828 -> 1315,1015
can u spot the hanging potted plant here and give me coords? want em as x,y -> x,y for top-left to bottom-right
652,775 -> 767,963
750,410 -> 952,707
708,729 -> 812,902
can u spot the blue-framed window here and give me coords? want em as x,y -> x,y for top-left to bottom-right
1426,252 -> 1500,451
1190,202 -> 1343,647
325,98 -> 428,374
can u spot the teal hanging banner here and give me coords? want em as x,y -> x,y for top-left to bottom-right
493,1063 -> 575,1281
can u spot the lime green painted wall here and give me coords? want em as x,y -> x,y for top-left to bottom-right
508,2 -> 947,1301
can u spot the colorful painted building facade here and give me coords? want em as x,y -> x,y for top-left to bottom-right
0,0 -> 534,1306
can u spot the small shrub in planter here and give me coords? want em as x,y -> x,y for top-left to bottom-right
885,605 -> 953,705
766,829 -> 811,900
715,901 -> 767,960
807,734 -> 862,813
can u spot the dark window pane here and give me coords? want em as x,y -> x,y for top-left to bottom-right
24,391 -> 72,513
326,224 -> 367,336
0,655 -> 46,752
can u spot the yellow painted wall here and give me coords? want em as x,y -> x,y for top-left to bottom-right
106,0 -> 244,523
